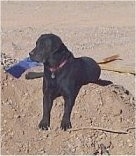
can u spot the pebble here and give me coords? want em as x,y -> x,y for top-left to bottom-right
5,150 -> 9,154
40,150 -> 47,154
71,148 -> 76,152
128,143 -> 133,147
17,115 -> 21,118
17,148 -> 22,152
98,134 -> 105,139
4,83 -> 8,86
14,114 -> 20,118
81,89 -> 86,96
11,84 -> 14,87
1,101 -> 5,105
10,77 -> 14,81
22,114 -> 26,117
1,52 -> 18,69
24,93 -> 28,96
127,139 -> 133,147
97,109 -> 101,114
113,133 -> 119,138
22,131 -> 25,135
4,120 -> 7,124
79,115 -> 82,118
10,131 -> 14,136
118,140 -> 124,147
9,99 -> 12,104
127,139 -> 131,142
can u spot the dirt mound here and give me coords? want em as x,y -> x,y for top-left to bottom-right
1,69 -> 135,155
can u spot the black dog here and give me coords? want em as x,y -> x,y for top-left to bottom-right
29,34 -> 101,131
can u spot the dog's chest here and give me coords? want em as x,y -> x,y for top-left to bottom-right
44,72 -> 64,93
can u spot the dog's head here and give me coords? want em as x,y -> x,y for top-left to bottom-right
29,34 -> 71,67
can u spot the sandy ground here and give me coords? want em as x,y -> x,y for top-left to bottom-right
1,1 -> 135,155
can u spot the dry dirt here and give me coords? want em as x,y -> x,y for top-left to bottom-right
1,1 -> 135,155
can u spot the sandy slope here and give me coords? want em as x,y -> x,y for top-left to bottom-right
1,1 -> 135,155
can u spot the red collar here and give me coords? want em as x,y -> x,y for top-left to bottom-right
49,59 -> 67,72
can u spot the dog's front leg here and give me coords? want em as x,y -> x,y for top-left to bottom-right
61,96 -> 76,131
39,93 -> 53,130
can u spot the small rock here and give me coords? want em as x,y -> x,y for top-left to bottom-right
128,143 -> 133,147
113,133 -> 119,138
4,83 -> 8,86
9,99 -> 12,104
4,120 -> 7,124
38,137 -> 43,141
127,139 -> 133,147
10,77 -> 14,81
17,148 -> 22,152
1,101 -> 5,105
17,115 -> 21,119
98,109 -> 101,114
40,150 -> 46,154
22,114 -> 26,117
71,148 -> 76,152
79,115 -> 82,118
10,131 -> 14,136
98,134 -> 104,139
118,140 -> 124,147
24,93 -> 28,96
39,148 -> 44,151
14,114 -> 20,118
127,139 -> 131,143
11,84 -> 14,87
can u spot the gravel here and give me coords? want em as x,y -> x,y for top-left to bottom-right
1,52 -> 18,69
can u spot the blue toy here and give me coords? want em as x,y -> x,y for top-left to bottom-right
5,57 -> 42,78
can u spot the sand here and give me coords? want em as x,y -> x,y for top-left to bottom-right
1,1 -> 135,155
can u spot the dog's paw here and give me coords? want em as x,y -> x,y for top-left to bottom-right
60,119 -> 72,131
38,120 -> 50,130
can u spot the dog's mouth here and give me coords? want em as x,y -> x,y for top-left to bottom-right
29,52 -> 44,63
29,56 -> 40,63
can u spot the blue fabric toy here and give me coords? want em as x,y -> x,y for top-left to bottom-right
5,57 -> 42,78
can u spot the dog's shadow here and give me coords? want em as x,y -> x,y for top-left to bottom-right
96,79 -> 113,86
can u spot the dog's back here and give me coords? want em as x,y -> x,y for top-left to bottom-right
75,57 -> 101,85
